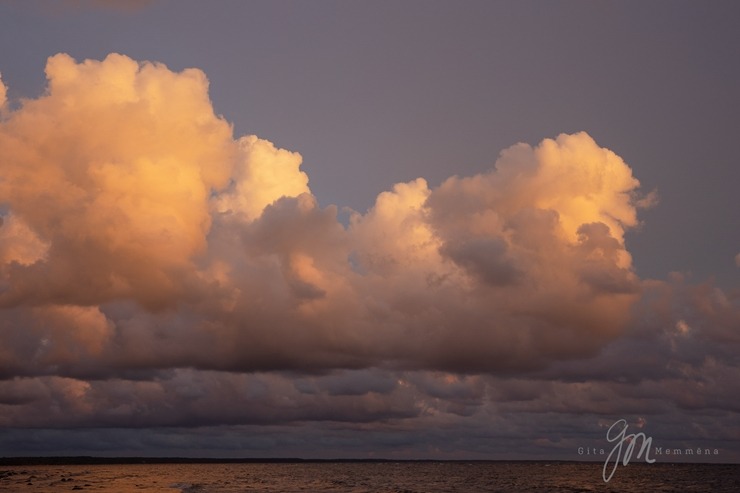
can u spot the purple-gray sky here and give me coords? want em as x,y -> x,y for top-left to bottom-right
0,0 -> 738,461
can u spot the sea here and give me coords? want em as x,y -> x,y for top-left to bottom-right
1,461 -> 739,492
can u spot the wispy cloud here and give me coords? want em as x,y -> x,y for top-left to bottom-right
10,0 -> 155,14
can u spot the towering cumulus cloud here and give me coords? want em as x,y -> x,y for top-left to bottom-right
0,53 -> 236,309
9,54 -> 729,437
0,53 -> 648,377
348,133 -> 643,371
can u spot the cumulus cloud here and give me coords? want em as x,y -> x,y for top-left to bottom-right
0,54 -> 652,375
1,54 -> 737,443
361,132 -> 645,371
0,53 -> 237,309
214,136 -> 310,221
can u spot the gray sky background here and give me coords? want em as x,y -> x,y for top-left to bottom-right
0,0 -> 738,462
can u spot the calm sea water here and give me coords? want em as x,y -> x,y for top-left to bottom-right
1,462 -> 739,492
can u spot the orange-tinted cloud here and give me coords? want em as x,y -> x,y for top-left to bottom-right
214,136 -> 310,221
0,53 -> 235,309
0,73 -> 6,111
344,133 -> 646,371
2,54 -> 736,440
0,53 -> 650,375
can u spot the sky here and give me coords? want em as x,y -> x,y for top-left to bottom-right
0,0 -> 738,462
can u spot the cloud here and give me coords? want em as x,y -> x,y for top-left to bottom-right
214,136 -> 310,221
0,54 -> 737,445
15,0 -> 155,14
0,72 -> 6,112
0,213 -> 50,266
0,54 -> 650,375
0,53 -> 236,309
65,0 -> 154,10
342,131 -> 649,375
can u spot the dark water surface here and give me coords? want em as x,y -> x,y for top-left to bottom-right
1,462 -> 739,492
